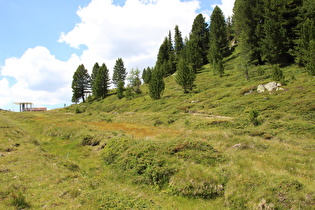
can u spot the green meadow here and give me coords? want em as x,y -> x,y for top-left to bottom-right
1,52 -> 315,209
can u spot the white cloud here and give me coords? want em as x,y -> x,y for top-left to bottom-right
212,0 -> 235,18
59,0 -> 200,71
1,0 -> 201,110
1,46 -> 80,108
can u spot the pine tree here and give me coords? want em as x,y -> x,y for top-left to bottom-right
149,67 -> 165,100
233,0 -> 264,64
156,35 -> 176,77
175,57 -> 195,93
91,62 -> 99,96
185,37 -> 203,73
93,63 -> 110,99
71,64 -> 91,103
272,65 -> 285,82
208,6 -> 228,75
112,58 -> 127,87
226,16 -> 235,42
142,67 -> 152,84
189,14 -> 209,65
116,80 -> 124,99
306,40 -> 315,76
261,0 -> 302,64
127,68 -> 142,94
156,37 -> 169,70
167,30 -> 176,75
174,25 -> 184,66
174,25 -> 183,55
295,0 -> 315,74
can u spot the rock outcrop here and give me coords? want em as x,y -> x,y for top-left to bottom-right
257,82 -> 284,93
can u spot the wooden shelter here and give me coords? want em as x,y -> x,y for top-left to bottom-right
14,102 -> 47,112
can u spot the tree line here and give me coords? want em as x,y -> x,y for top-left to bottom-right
72,1 -> 314,102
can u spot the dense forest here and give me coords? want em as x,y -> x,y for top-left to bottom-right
71,0 -> 315,103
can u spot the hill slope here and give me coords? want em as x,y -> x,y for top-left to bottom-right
1,52 -> 314,209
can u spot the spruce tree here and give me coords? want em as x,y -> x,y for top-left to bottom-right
91,62 -> 99,96
174,25 -> 183,56
185,37 -> 203,73
149,67 -> 165,100
208,6 -> 228,75
142,67 -> 152,84
295,0 -> 315,74
112,58 -> 127,87
174,25 -> 184,66
189,14 -> 209,65
127,68 -> 142,94
306,40 -> 315,76
261,0 -> 301,64
175,57 -> 195,93
71,64 -> 91,103
116,80 -> 124,99
233,0 -> 264,64
93,63 -> 110,99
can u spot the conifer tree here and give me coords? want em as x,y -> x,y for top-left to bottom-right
189,14 -> 209,65
149,67 -> 165,100
233,0 -> 264,64
174,25 -> 183,56
208,6 -> 228,75
156,35 -> 176,77
185,37 -> 203,73
261,0 -> 301,64
127,68 -> 142,94
295,0 -> 315,75
142,67 -> 152,84
175,57 -> 195,93
116,80 -> 124,99
71,64 -> 91,103
93,63 -> 110,99
91,62 -> 99,95
112,58 -> 127,87
174,25 -> 184,66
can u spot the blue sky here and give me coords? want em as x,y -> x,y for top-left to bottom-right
0,0 -> 234,111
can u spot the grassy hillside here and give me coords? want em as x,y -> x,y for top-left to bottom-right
1,51 -> 314,209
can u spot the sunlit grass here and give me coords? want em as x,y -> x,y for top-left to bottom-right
0,49 -> 314,208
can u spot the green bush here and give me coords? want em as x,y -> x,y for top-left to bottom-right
102,138 -> 224,193
10,191 -> 30,209
249,109 -> 261,126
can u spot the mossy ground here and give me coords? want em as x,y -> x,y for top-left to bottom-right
1,51 -> 314,209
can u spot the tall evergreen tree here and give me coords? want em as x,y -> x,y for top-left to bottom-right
127,68 -> 142,94
261,0 -> 302,64
167,30 -> 176,75
112,58 -> 127,87
175,57 -> 196,93
226,16 -> 235,42
233,0 -> 264,65
91,62 -> 100,96
185,37 -> 203,73
190,14 -> 209,65
174,25 -> 184,57
93,63 -> 110,99
295,0 -> 315,75
155,35 -> 176,77
149,67 -> 165,100
208,6 -> 228,75
71,64 -> 91,103
142,67 -> 152,84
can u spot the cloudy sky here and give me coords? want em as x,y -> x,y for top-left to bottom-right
0,0 -> 235,111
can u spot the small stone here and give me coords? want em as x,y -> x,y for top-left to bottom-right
257,84 -> 265,93
264,82 -> 278,92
